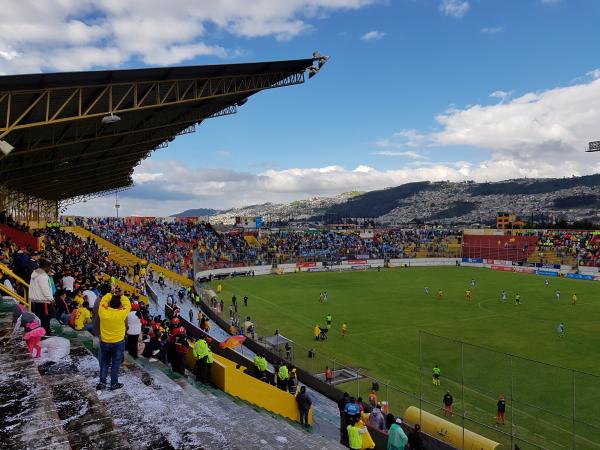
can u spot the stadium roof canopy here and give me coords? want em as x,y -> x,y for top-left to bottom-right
0,58 -> 314,205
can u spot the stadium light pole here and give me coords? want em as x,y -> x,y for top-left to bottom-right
115,192 -> 120,219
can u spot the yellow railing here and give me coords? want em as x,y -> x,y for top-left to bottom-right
0,263 -> 30,310
148,263 -> 193,288
0,263 -> 30,288
0,282 -> 30,311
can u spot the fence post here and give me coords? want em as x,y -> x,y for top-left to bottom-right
461,342 -> 465,450
572,369 -> 576,450
419,332 -> 423,421
510,355 -> 514,450
333,359 -> 336,384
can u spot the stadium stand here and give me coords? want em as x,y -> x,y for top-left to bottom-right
462,234 -> 538,263
0,57 -> 335,449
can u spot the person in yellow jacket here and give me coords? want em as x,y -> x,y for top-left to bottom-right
97,292 -> 131,391
356,418 -> 375,449
314,324 -> 321,341
347,421 -> 369,450
193,338 -> 210,383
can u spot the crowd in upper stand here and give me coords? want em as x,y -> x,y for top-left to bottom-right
78,217 -> 200,277
74,217 -> 464,273
536,230 -> 600,266
67,217 -> 600,269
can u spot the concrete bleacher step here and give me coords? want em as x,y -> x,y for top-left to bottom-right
0,311 -> 70,450
46,325 -> 342,450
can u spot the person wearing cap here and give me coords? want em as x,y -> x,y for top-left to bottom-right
28,259 -> 55,334
386,414 -> 408,450
97,289 -> 131,391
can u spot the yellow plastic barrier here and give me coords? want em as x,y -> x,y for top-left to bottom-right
99,274 -> 148,305
403,406 -> 502,450
184,349 -> 311,425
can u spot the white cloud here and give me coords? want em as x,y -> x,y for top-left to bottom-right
132,172 -> 164,183
489,90 -> 514,102
439,0 -> 469,18
481,26 -> 504,34
372,151 -> 427,160
587,69 -> 600,80
435,77 -> 600,151
63,69 -> 600,216
361,30 -> 385,41
0,0 -> 377,74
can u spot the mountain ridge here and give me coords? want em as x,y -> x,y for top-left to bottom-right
173,175 -> 600,225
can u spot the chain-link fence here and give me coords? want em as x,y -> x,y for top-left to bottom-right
199,284 -> 600,449
418,331 -> 600,449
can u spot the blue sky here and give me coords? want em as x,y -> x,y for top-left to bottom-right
2,0 -> 600,215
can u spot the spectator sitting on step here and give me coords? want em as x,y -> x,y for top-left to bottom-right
73,300 -> 93,333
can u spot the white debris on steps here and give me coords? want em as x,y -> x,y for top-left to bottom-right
69,345 -> 343,449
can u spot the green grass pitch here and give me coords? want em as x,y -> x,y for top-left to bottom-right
209,266 -> 600,449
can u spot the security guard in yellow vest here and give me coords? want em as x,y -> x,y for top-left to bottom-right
277,364 -> 289,391
193,338 -> 209,383
254,354 -> 268,380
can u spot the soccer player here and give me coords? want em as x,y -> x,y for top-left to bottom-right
424,287 -> 430,295
515,293 -> 520,305
319,292 -> 324,303
555,290 -> 561,301
557,322 -> 565,337
497,394 -> 506,425
501,290 -> 507,302
470,278 -> 476,287
243,295 -> 248,307
465,289 -> 472,303
572,293 -> 577,306
326,313 -> 332,329
341,322 -> 348,337
324,291 -> 329,302
432,365 -> 441,386
443,391 -> 453,416
545,278 -> 549,287
437,289 -> 443,299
